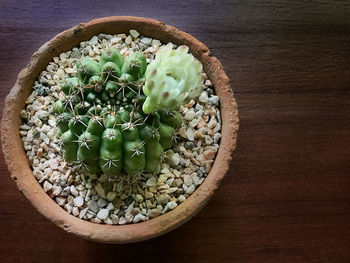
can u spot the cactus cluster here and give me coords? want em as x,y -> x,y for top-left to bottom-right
54,43 -> 203,177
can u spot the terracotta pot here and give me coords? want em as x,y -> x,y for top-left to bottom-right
1,16 -> 239,243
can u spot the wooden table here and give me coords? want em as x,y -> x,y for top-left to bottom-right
1,1 -> 350,262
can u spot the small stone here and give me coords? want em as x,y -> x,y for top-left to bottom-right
208,116 -> 217,129
135,194 -> 144,203
205,135 -> 213,145
184,109 -> 196,121
73,196 -> 84,207
107,192 -> 117,201
91,218 -> 102,224
79,207 -> 88,219
110,37 -> 122,45
129,29 -> 140,38
192,174 -> 201,186
167,201 -> 178,210
43,181 -> 52,192
170,153 -> 181,166
97,198 -> 107,208
97,33 -> 106,39
186,184 -> 195,194
203,150 -> 216,160
194,130 -> 205,139
199,91 -> 209,103
41,124 -> 51,134
185,99 -> 196,108
36,110 -> 49,120
189,118 -> 200,127
118,217 -> 127,225
183,174 -> 193,186
52,185 -> 62,196
157,194 -> 170,204
133,213 -> 147,223
106,202 -> 114,211
125,35 -> 132,45
146,208 -> 161,218
56,197 -> 66,206
70,48 -> 81,59
125,212 -> 134,222
97,209 -> 109,220
205,79 -> 212,86
70,185 -> 79,196
88,200 -> 99,213
72,207 -> 79,216
165,187 -> 178,194
64,204 -> 72,214
146,176 -> 157,187
213,133 -> 221,143
178,195 -> 186,202
209,96 -> 219,105
95,183 -> 106,198
111,214 -> 119,224
186,128 -> 195,141
141,37 -> 152,45
89,36 -> 99,46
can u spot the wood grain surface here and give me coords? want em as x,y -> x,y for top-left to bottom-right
1,1 -> 350,262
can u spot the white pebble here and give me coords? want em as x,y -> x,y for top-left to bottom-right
125,35 -> 132,45
89,36 -> 98,46
55,197 -> 66,206
73,196 -> 84,207
183,174 -> 193,186
111,37 -> 122,45
43,181 -> 52,192
199,91 -> 209,103
64,204 -> 72,214
171,153 -> 181,166
79,207 -> 88,219
97,209 -> 109,220
186,184 -> 195,194
184,109 -> 196,121
133,214 -> 147,223
106,203 -> 114,211
209,95 -> 219,105
72,207 -> 79,216
186,128 -> 195,141
213,133 -> 221,143
70,185 -> 79,196
167,201 -> 178,210
146,176 -> 157,187
129,29 -> 140,38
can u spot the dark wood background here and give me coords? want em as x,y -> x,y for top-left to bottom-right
1,0 -> 350,262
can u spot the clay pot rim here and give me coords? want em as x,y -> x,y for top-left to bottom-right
1,16 -> 239,244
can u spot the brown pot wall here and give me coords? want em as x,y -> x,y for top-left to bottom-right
1,16 -> 239,244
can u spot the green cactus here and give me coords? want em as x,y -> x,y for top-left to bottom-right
54,45 -> 202,177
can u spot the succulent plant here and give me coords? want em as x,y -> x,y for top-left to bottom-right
142,43 -> 204,114
53,48 -> 185,176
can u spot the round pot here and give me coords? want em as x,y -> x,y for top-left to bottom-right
1,16 -> 239,243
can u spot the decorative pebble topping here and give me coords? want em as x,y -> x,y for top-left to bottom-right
19,29 -> 221,225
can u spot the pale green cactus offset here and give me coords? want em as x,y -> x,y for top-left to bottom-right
142,43 -> 204,114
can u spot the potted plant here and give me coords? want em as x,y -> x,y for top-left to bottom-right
1,16 -> 239,243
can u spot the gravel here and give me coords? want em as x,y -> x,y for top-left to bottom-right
19,29 -> 222,225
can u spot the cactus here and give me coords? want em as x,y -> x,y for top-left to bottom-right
54,44 -> 203,177
142,43 -> 204,114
